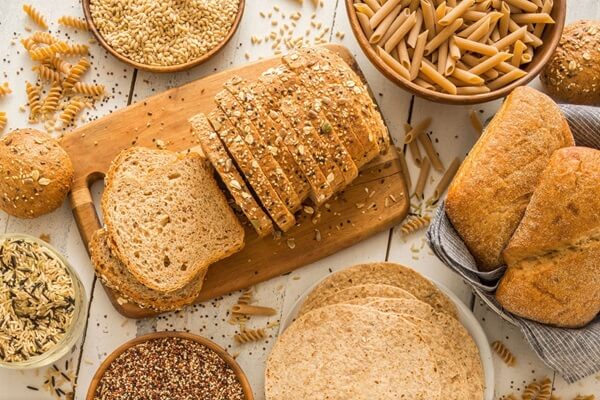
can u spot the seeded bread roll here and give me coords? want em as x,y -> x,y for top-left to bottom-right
496,147 -> 600,328
445,87 -> 574,271
540,20 -> 600,106
0,129 -> 73,218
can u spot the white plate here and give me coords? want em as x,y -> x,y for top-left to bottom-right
280,279 -> 495,400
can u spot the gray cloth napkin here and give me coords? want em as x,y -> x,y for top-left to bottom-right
426,104 -> 600,384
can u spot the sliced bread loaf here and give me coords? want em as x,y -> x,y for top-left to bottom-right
283,48 -> 380,167
190,113 -> 274,238
90,229 -> 205,311
206,109 -> 296,231
101,148 -> 245,292
229,77 -> 334,205
215,89 -> 302,212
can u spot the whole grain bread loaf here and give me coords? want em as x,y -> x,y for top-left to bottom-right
496,147 -> 600,328
102,147 -> 244,293
445,87 -> 574,271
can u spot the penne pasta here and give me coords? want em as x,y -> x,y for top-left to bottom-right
451,67 -> 485,85
357,12 -> 375,37
409,0 -> 422,11
231,304 -> 277,316
371,4 -> 403,43
418,132 -> 444,172
522,45 -> 533,63
468,52 -> 512,75
434,1 -> 447,28
462,10 -> 487,21
467,18 -> 492,41
437,40 -> 449,74
381,8 -> 412,45
378,46 -> 411,79
445,55 -> 456,75
508,19 -> 543,47
499,1 -> 510,37
404,117 -> 432,143
512,39 -> 527,66
511,13 -> 555,25
493,25 -> 527,49
504,0 -> 539,12
414,77 -> 436,90
453,36 -> 499,56
487,67 -> 527,90
365,0 -> 382,11
398,147 -> 412,191
414,156 -> 431,199
424,18 -> 463,55
429,157 -> 461,203
421,0 -> 437,39
384,11 -> 418,51
438,0 -> 474,26
456,85 -> 491,94
370,0 -> 403,28
533,0 -> 553,37
355,3 -> 375,18
410,30 -> 429,79
407,125 -> 423,165
420,60 -> 458,94
469,110 -> 484,135
397,39 -> 412,69
407,8 -> 424,47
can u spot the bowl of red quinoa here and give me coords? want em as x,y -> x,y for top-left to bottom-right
0,234 -> 87,369
87,331 -> 253,400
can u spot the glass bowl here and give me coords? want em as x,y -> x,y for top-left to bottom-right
0,233 -> 87,370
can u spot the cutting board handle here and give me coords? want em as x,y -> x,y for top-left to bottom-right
70,181 -> 102,252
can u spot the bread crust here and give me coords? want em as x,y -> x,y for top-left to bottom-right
0,129 -> 73,218
541,20 -> 600,106
496,147 -> 600,327
445,87 -> 574,271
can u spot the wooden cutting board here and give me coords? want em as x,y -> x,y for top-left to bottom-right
61,44 -> 409,318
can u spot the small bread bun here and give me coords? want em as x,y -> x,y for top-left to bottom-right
540,20 -> 600,106
0,129 -> 74,218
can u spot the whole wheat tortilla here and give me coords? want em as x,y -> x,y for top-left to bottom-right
297,283 -> 415,317
266,304 -> 441,400
299,262 -> 457,318
347,297 -> 484,400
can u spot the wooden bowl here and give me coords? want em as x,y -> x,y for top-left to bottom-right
82,0 -> 245,73
345,0 -> 566,105
86,331 -> 254,400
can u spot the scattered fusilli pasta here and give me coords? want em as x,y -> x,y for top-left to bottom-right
23,4 -> 48,30
63,58 -> 90,91
29,41 -> 69,61
537,378 -> 553,400
46,56 -> 72,74
522,382 -> 541,400
20,37 -> 39,52
238,288 -> 253,305
491,340 -> 516,366
0,112 -> 6,132
59,99 -> 85,126
72,82 -> 105,97
41,83 -> 63,116
63,43 -> 89,56
25,81 -> 42,121
400,215 -> 431,235
31,31 -> 58,45
58,16 -> 88,31
34,64 -> 61,82
0,82 -> 11,96
234,328 -> 266,344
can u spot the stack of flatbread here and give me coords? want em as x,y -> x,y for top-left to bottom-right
265,262 -> 484,400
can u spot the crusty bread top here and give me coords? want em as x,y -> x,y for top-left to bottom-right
446,87 -> 574,271
496,147 -> 600,327
102,148 -> 244,292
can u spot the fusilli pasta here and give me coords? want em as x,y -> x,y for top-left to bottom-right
23,4 -> 48,30
58,16 -> 88,31
491,340 -> 516,366
72,82 -> 105,97
63,58 -> 90,91
0,82 -> 11,96
63,44 -> 89,56
31,31 -> 58,45
29,41 -> 69,61
0,112 -> 6,132
25,81 -> 42,121
59,99 -> 85,125
34,64 -> 61,82
400,215 -> 431,235
46,56 -> 72,74
537,378 -> 552,400
237,288 -> 253,305
234,328 -> 266,344
20,37 -> 39,52
41,83 -> 63,116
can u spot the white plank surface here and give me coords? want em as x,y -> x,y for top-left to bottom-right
0,0 -> 599,399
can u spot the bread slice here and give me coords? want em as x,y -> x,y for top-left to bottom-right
496,147 -> 600,327
90,229 -> 205,311
189,113 -> 273,238
282,48 -> 379,168
228,76 -> 334,205
299,47 -> 390,155
206,109 -> 296,231
215,89 -> 302,212
102,148 -> 245,292
104,146 -> 179,185
259,64 -> 357,190
446,87 -> 574,271
224,76 -> 311,202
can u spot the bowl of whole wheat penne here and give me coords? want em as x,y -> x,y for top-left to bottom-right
346,0 -> 566,104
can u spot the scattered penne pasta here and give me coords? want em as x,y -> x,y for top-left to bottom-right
414,156 -> 431,199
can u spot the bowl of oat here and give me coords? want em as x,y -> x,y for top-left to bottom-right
83,0 -> 245,73
87,332 -> 254,400
0,234 -> 87,369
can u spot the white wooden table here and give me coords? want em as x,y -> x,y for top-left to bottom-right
1,1 -> 599,399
